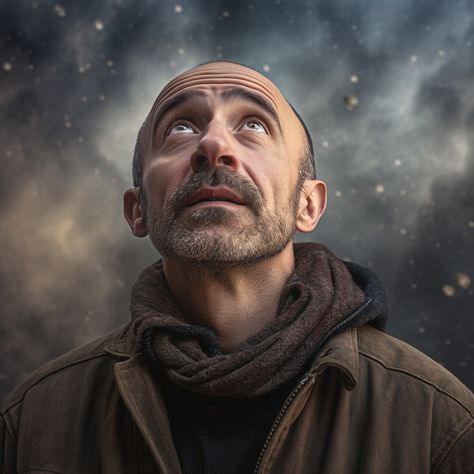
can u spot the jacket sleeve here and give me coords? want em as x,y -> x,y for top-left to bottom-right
1,412 -> 17,474
435,423 -> 474,474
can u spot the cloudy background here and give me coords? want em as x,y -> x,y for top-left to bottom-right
1,0 -> 473,402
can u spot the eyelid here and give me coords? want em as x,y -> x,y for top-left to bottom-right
165,118 -> 196,136
239,116 -> 270,134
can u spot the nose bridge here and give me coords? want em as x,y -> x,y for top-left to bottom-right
190,115 -> 239,172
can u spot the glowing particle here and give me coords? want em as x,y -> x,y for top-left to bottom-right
81,96 -> 88,103
335,190 -> 342,197
98,94 -> 105,101
468,221 -> 474,228
438,49 -> 445,57
455,272 -> 471,290
375,183 -> 385,194
77,64 -> 89,73
174,4 -> 183,13
53,4 -> 66,17
350,74 -> 359,83
410,55 -> 417,63
94,20 -> 104,31
262,64 -> 270,72
343,94 -> 359,110
442,284 -> 455,297
394,159 -> 402,166
400,189 -> 406,196
178,48 -> 185,55
64,121 -> 71,128
222,10 -> 230,17
418,326 -> 425,334
322,140 -> 329,148
3,62 -> 12,71
400,228 -> 407,236
106,60 -> 114,67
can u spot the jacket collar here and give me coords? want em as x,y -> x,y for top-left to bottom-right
308,326 -> 360,391
103,322 -> 141,358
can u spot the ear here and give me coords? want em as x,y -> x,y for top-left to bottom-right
123,187 -> 148,238
296,180 -> 327,233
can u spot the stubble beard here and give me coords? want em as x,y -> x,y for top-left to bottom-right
145,168 -> 302,270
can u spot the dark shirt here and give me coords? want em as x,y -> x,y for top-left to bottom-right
161,372 -> 304,474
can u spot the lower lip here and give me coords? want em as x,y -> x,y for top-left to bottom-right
186,201 -> 245,209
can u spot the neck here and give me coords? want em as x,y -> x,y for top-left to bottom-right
162,243 -> 295,352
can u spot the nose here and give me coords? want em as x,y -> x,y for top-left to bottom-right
190,121 -> 239,173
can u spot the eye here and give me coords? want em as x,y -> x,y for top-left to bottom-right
240,119 -> 267,134
167,120 -> 196,136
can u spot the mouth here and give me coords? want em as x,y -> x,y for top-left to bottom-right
184,186 -> 246,208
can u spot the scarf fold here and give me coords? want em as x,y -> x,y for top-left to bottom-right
131,242 -> 369,398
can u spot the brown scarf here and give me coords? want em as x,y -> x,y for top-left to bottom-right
131,242 -> 367,398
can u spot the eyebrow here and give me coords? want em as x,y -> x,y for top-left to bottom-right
220,87 -> 283,134
152,86 -> 283,136
153,89 -> 208,136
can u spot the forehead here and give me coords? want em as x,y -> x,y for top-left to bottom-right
154,62 -> 292,116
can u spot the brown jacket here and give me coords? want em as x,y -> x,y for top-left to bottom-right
1,322 -> 473,474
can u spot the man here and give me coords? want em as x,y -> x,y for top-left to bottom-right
1,60 -> 473,473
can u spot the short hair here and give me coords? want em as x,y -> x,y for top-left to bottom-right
132,62 -> 316,189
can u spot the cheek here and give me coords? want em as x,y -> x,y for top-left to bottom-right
142,156 -> 189,209
243,146 -> 296,210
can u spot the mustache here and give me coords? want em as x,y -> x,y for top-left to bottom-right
167,168 -> 263,215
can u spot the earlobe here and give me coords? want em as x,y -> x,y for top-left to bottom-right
123,188 -> 148,238
296,180 -> 327,233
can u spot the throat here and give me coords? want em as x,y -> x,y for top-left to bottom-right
162,246 -> 296,351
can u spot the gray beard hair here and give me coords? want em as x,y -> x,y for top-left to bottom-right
144,169 -> 303,270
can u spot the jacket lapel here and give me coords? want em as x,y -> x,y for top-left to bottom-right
113,353 -> 182,474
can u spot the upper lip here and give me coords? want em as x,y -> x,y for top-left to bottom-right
184,186 -> 245,206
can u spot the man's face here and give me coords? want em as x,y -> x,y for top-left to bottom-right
138,62 -> 310,266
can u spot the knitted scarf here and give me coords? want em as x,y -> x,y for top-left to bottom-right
132,243 -> 369,398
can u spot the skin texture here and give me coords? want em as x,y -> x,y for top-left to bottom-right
124,61 -> 327,351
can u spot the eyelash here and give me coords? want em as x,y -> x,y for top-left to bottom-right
165,116 -> 269,136
241,117 -> 269,134
165,118 -> 195,136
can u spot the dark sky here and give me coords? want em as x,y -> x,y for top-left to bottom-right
1,0 -> 473,402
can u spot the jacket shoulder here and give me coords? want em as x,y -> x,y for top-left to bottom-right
2,322 -> 131,412
356,325 -> 473,414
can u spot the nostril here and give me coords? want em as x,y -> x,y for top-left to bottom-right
220,156 -> 234,166
194,154 -> 208,170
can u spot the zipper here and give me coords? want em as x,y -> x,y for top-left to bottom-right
252,297 -> 372,473
253,370 -> 315,473
317,297 -> 372,350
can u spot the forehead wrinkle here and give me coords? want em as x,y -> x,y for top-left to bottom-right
156,72 -> 286,113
